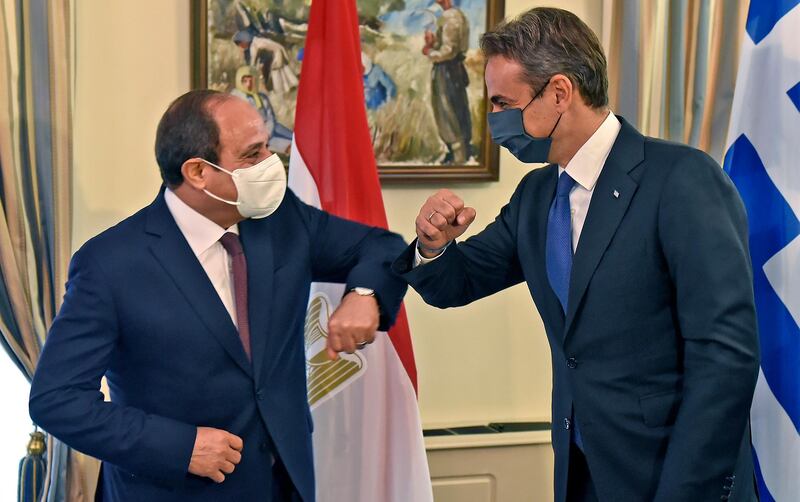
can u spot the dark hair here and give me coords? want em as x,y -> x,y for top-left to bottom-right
154,89 -> 231,187
480,7 -> 608,108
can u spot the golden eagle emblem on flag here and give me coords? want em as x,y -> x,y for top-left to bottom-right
304,293 -> 367,408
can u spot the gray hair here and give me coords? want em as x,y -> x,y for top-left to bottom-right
480,7 -> 608,108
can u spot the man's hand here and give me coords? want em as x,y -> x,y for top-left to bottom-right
416,189 -> 476,257
423,30 -> 435,55
188,427 -> 243,483
325,292 -> 380,360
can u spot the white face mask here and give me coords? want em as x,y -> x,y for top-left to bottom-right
202,153 -> 287,219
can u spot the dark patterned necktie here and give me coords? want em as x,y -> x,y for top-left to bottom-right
220,232 -> 251,360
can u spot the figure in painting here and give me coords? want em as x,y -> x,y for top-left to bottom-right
230,65 -> 293,154
362,52 -> 397,111
232,1 -> 299,94
423,0 -> 473,165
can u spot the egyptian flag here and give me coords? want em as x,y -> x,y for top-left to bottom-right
287,0 -> 433,500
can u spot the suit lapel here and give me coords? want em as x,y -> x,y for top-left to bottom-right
563,119 -> 645,338
145,191 -> 253,377
238,218 -> 274,384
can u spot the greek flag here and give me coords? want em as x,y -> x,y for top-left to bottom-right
723,1 -> 800,500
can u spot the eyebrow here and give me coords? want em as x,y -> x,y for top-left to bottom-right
239,141 -> 265,157
490,95 -> 512,105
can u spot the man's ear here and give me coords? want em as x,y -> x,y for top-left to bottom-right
181,158 -> 208,190
550,74 -> 573,110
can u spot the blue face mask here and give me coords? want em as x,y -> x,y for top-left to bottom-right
487,80 -> 562,164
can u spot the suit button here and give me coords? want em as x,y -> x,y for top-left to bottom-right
564,418 -> 571,430
260,441 -> 269,452
566,357 -> 577,369
256,390 -> 264,401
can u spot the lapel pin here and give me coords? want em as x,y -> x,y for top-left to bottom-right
613,190 -> 620,198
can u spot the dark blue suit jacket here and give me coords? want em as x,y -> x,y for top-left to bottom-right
394,118 -> 760,502
30,188 -> 407,501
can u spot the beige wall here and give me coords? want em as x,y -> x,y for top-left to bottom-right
73,0 -> 602,429
73,2 -> 191,246
427,431 -> 554,502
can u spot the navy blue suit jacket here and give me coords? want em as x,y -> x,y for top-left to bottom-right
394,118 -> 759,502
30,188 -> 407,501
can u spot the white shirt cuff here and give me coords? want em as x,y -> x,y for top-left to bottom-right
413,241 -> 451,267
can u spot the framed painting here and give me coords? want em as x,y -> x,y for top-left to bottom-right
191,0 -> 505,182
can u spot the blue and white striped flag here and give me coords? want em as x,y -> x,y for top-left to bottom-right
723,1 -> 800,500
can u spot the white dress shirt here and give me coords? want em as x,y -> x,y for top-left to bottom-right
164,189 -> 240,327
415,111 -> 621,264
560,111 -> 621,252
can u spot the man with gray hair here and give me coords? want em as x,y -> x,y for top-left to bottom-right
394,7 -> 759,502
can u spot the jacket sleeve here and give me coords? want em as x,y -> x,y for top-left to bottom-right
29,246 -> 197,486
652,150 -> 760,501
289,192 -> 409,331
392,178 -> 528,308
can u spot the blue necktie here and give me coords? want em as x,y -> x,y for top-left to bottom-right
545,172 -> 585,450
546,172 -> 577,313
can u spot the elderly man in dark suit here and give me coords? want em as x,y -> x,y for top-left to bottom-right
395,7 -> 759,502
30,90 -> 407,501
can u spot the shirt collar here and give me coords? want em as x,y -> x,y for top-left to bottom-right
560,112 -> 622,191
164,188 -> 239,257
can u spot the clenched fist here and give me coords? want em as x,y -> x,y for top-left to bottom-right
325,291 -> 380,360
189,427 -> 243,483
415,189 -> 476,257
